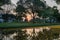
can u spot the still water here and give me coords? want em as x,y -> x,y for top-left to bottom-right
0,27 -> 60,40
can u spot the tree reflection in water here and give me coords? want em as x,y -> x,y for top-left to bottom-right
0,27 -> 60,40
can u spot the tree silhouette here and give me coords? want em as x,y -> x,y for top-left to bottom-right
55,0 -> 60,4
14,30 -> 28,40
0,0 -> 11,6
35,29 -> 54,40
52,6 -> 60,22
16,5 -> 25,21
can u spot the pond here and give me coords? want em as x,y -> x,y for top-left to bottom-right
0,27 -> 60,40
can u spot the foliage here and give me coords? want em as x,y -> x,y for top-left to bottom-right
0,7 -> 3,10
2,29 -> 28,40
16,5 -> 25,13
32,0 -> 46,13
33,0 -> 45,7
16,5 -> 25,21
2,30 -> 16,35
35,29 -> 53,40
2,14 -> 15,22
14,30 -> 28,40
52,6 -> 60,22
32,29 -> 59,40
0,0 -> 11,6
55,0 -> 60,4
1,28 -> 60,40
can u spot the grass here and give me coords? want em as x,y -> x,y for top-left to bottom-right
0,22 -> 60,28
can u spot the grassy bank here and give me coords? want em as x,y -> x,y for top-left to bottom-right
0,22 -> 60,28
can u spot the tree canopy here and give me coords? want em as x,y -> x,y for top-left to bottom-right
55,0 -> 60,4
16,5 -> 25,13
0,0 -> 11,6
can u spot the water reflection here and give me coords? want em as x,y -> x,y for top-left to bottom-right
0,27 -> 60,40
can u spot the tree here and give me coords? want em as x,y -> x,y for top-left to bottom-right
36,31 -> 45,40
2,14 -> 15,22
0,7 -> 3,10
36,29 -> 54,40
31,0 -> 46,23
0,0 -> 11,6
3,0 -> 11,4
14,30 -> 28,40
44,7 -> 54,17
37,7 -> 54,23
32,0 -> 46,12
16,5 -> 25,13
0,0 -> 3,6
2,14 -> 9,22
55,0 -> 60,4
2,29 -> 28,40
52,6 -> 60,22
33,0 -> 45,7
16,5 -> 25,21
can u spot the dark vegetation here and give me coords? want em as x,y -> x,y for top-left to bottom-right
0,0 -> 60,27
0,28 -> 60,40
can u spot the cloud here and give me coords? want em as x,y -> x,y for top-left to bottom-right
44,0 -> 57,7
44,0 -> 60,12
11,0 -> 60,12
11,0 -> 19,6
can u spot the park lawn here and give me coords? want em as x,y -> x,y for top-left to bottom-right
0,22 -> 60,28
